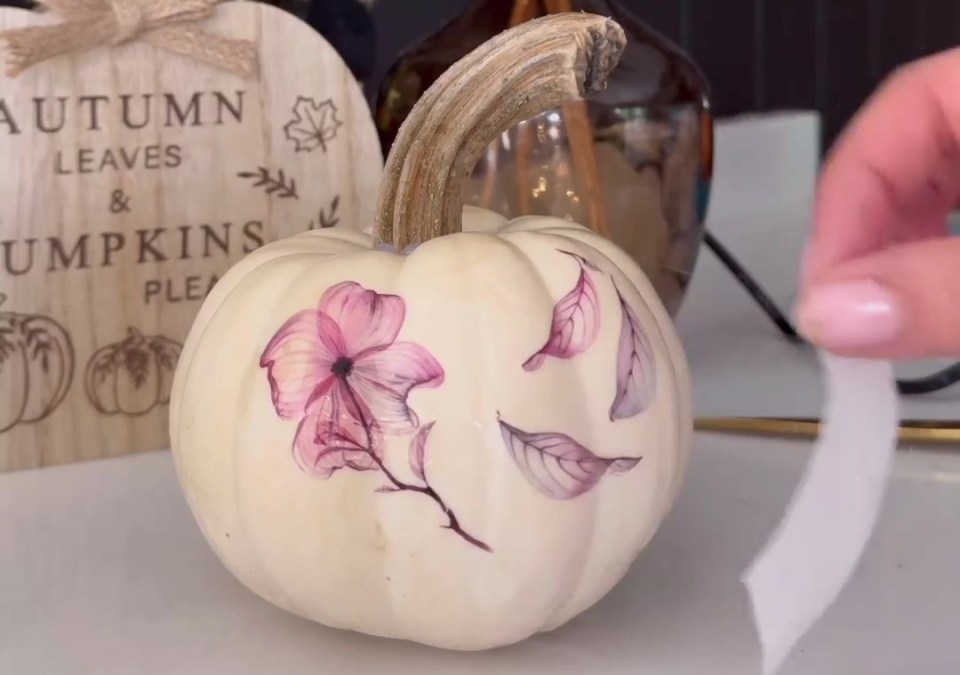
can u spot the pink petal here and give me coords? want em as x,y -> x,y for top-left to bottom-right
350,342 -> 444,434
319,281 -> 406,356
260,310 -> 345,419
609,286 -> 656,420
522,258 -> 600,371
498,416 -> 641,500
293,416 -> 378,478
331,378 -> 374,431
313,379 -> 381,450
408,421 -> 435,482
523,353 -> 546,371
293,383 -> 383,478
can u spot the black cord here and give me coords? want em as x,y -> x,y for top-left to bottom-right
896,361 -> 960,395
704,229 -> 960,396
703,231 -> 802,343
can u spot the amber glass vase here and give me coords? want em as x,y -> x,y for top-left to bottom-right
373,0 -> 713,315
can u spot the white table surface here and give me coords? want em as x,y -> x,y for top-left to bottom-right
3,112 -> 959,674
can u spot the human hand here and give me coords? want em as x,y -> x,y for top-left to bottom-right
795,50 -> 960,359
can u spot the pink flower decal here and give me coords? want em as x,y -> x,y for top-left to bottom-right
610,284 -> 656,420
523,253 -> 601,371
261,281 -> 489,552
498,414 -> 641,500
260,281 -> 443,431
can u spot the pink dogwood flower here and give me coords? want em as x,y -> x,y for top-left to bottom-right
260,281 -> 444,477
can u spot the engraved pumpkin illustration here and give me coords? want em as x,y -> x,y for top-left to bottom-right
0,294 -> 75,433
85,328 -> 182,416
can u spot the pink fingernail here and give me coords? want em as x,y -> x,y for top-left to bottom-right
795,279 -> 902,349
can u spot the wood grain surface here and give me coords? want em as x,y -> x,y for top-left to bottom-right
0,2 -> 383,471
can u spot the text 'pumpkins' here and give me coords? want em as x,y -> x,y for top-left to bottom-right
170,13 -> 692,651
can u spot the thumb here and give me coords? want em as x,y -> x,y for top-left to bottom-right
794,237 -> 960,359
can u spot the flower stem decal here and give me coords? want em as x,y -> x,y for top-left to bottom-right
260,281 -> 489,552
498,413 -> 640,500
522,251 -> 601,371
373,422 -> 491,552
610,282 -> 656,420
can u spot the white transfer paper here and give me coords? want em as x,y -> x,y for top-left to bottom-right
742,354 -> 899,674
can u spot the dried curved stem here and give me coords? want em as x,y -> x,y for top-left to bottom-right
375,13 -> 627,249
544,0 -> 611,238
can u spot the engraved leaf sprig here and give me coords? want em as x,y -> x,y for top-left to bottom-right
309,195 -> 341,230
237,167 -> 299,200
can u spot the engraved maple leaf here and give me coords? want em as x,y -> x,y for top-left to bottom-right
283,96 -> 343,153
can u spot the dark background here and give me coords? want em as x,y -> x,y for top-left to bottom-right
1,0 -> 954,151
369,0 -> 959,151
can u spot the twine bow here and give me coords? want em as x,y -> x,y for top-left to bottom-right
0,0 -> 258,79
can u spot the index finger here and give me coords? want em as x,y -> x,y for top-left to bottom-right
803,48 -> 960,286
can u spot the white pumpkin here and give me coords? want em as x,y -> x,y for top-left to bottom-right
170,13 -> 692,651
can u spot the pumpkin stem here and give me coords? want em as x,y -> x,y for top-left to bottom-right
0,293 -> 6,307
374,13 -> 626,249
127,326 -> 144,343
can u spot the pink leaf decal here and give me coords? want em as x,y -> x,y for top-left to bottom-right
409,421 -> 434,482
610,286 -> 656,420
497,415 -> 641,500
522,254 -> 600,371
610,457 -> 641,473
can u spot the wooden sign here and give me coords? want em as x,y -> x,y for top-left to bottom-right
0,1 -> 383,471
